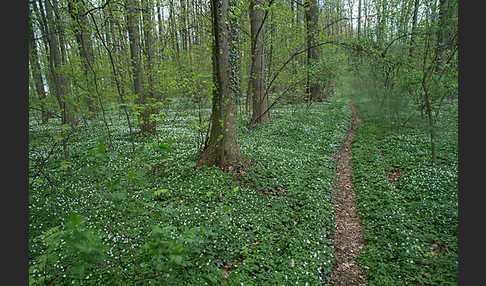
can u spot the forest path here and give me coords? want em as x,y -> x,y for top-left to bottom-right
329,101 -> 367,286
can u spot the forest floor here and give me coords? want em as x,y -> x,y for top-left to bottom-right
27,91 -> 458,285
28,98 -> 354,285
329,102 -> 368,286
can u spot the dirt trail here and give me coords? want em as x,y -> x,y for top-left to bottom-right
329,101 -> 367,286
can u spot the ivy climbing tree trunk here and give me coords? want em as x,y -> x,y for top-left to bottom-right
304,0 -> 322,101
197,0 -> 241,171
249,0 -> 269,124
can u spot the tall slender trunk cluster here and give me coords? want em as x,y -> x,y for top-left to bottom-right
28,6 -> 49,124
126,0 -> 156,135
42,0 -> 72,172
68,0 -> 97,118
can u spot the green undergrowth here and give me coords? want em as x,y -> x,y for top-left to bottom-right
28,96 -> 352,285
350,95 -> 458,285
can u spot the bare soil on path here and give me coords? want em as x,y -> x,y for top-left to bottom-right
329,101 -> 368,286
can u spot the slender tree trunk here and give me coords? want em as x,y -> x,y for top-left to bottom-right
33,0 -> 57,117
127,0 -> 150,135
358,0 -> 362,40
44,0 -> 71,173
142,0 -> 157,134
304,0 -> 322,101
180,0 -> 189,51
157,0 -> 165,57
127,0 -> 144,101
363,0 -> 368,38
68,0 -> 97,118
435,0 -> 450,73
99,3 -> 137,152
348,0 -> 353,39
421,15 -> 437,165
423,87 -> 437,164
249,0 -> 269,124
169,0 -> 180,58
28,7 -> 50,124
197,0 -> 241,171
409,0 -> 419,56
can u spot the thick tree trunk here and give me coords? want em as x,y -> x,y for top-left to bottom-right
197,0 -> 241,171
249,0 -> 269,124
304,0 -> 322,101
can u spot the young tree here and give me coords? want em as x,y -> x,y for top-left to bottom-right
197,0 -> 242,170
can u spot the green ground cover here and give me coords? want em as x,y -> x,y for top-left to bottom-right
351,95 -> 458,285
28,95 -> 352,285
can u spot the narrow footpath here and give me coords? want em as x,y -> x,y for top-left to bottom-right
329,101 -> 367,286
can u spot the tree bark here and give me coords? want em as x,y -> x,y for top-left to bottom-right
435,0 -> 450,72
142,0 -> 157,134
357,0 -> 361,40
68,0 -> 97,117
409,0 -> 419,57
44,0 -> 72,173
249,0 -> 269,124
304,0 -> 322,101
197,0 -> 241,171
28,7 -> 50,124
180,0 -> 189,51
127,0 -> 153,135
169,0 -> 180,58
